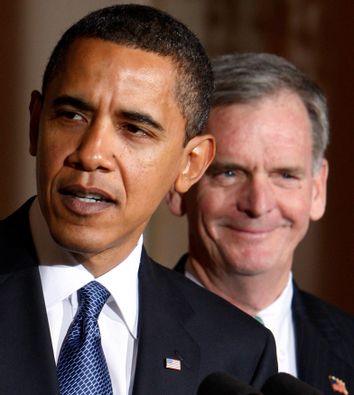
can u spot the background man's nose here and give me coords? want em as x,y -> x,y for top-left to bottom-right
237,177 -> 275,218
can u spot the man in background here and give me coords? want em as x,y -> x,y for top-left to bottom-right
168,52 -> 354,395
0,8 -> 277,395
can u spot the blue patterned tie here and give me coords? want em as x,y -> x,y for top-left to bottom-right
57,281 -> 113,395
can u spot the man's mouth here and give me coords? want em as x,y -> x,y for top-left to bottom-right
222,220 -> 289,238
69,191 -> 111,204
60,186 -> 115,204
58,186 -> 117,216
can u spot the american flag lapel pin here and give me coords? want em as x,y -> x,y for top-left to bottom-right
165,357 -> 182,371
329,375 -> 349,395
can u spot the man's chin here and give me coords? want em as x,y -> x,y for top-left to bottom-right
222,250 -> 278,276
49,226 -> 106,257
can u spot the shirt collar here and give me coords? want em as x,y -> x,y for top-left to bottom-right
184,255 -> 293,324
257,273 -> 293,323
29,197 -> 142,338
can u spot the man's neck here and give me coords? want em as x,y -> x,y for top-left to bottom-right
30,197 -> 143,278
186,257 -> 291,317
71,243 -> 138,278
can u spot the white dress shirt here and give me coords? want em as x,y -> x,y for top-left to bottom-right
29,198 -> 141,395
186,268 -> 297,376
257,274 -> 298,377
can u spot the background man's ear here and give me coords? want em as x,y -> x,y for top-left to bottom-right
310,159 -> 329,221
165,188 -> 185,216
174,134 -> 215,194
29,90 -> 43,156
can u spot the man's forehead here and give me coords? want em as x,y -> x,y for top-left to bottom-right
41,38 -> 187,139
65,38 -> 175,69
47,38 -> 179,93
209,92 -> 312,140
46,40 -> 178,99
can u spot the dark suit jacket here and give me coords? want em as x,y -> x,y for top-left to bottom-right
175,254 -> 354,395
0,202 -> 277,395
293,287 -> 354,395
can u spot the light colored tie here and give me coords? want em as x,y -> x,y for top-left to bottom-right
57,281 -> 113,395
254,315 -> 264,325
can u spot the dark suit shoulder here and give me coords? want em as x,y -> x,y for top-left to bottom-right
0,198 -> 38,273
139,255 -> 277,388
293,287 -> 354,394
294,288 -> 354,345
152,257 -> 261,327
171,254 -> 272,338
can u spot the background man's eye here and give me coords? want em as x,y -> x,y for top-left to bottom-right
223,170 -> 235,177
281,172 -> 295,179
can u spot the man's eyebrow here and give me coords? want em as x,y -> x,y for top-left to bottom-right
51,97 -> 164,131
274,166 -> 305,176
120,110 -> 164,132
207,162 -> 245,174
52,95 -> 95,112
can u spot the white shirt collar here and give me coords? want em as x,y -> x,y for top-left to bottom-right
257,273 -> 293,322
185,262 -> 293,320
257,274 -> 297,375
185,262 -> 296,375
29,197 -> 141,338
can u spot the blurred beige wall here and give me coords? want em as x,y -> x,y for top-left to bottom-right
0,0 -> 352,313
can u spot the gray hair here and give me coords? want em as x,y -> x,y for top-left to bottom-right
211,53 -> 329,172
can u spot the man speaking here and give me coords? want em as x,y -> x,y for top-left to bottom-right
0,5 -> 277,395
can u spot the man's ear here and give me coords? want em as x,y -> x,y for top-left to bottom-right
310,159 -> 329,221
29,90 -> 43,156
173,133 -> 215,194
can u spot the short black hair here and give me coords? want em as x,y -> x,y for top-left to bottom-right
42,4 -> 213,140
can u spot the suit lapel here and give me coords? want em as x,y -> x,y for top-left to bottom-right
294,294 -> 330,390
132,251 -> 201,395
0,200 -> 59,395
0,267 -> 59,395
293,285 -> 353,394
174,254 -> 188,273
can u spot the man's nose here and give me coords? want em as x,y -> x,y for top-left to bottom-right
237,176 -> 276,218
66,120 -> 116,172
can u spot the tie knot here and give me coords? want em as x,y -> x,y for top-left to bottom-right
78,281 -> 110,319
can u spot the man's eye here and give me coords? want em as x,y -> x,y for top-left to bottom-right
222,170 -> 236,177
281,172 -> 296,180
211,169 -> 237,179
274,171 -> 302,188
58,111 -> 84,121
208,169 -> 240,186
122,123 -> 148,136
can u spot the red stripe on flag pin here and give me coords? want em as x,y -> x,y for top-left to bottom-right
329,375 -> 348,395
165,357 -> 181,371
